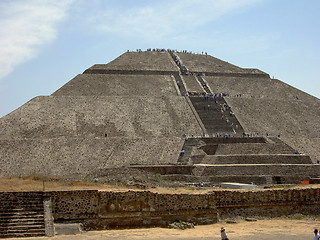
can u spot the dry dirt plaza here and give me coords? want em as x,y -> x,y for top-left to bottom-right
4,219 -> 319,240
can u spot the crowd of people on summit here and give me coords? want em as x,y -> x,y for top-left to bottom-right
130,48 -> 208,55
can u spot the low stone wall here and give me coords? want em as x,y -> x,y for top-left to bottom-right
47,190 -> 217,229
2,188 -> 320,231
215,188 -> 320,220
48,190 -> 99,220
41,187 -> 320,230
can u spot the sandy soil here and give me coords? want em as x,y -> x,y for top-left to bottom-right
5,219 -> 320,240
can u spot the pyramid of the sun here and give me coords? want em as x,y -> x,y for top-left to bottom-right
0,50 -> 319,184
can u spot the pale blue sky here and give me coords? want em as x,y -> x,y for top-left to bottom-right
0,0 -> 319,117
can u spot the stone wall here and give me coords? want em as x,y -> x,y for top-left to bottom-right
41,187 -> 320,230
215,188 -> 320,219
47,190 -> 217,229
3,189 -> 319,231
49,190 -> 99,220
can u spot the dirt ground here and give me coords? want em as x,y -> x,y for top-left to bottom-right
0,177 -> 213,194
1,177 -> 319,193
5,219 -> 320,240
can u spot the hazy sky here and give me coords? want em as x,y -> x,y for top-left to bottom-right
0,0 -> 319,117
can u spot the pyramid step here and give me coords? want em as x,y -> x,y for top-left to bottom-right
0,221 -> 44,228
0,214 -> 44,220
0,232 -> 45,238
162,174 -> 200,182
130,165 -> 193,175
0,224 -> 45,231
0,218 -> 44,223
195,163 -> 320,177
0,229 -> 46,237
209,142 -> 296,155
0,200 -> 43,204
0,201 -> 43,206
0,210 -> 44,215
0,216 -> 44,221
0,196 -> 43,201
0,207 -> 44,212
162,174 -> 307,185
201,154 -> 312,165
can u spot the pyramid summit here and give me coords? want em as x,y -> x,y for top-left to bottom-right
0,49 -> 319,185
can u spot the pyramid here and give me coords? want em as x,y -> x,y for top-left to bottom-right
0,49 -> 319,185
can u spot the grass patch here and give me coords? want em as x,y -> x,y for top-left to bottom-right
30,173 -> 44,181
150,173 -> 163,183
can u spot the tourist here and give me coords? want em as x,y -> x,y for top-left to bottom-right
180,150 -> 185,157
220,227 -> 229,240
313,229 -> 319,240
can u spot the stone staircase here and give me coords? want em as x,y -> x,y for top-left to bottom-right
169,50 -> 244,136
189,96 -> 244,136
172,73 -> 187,95
195,75 -> 211,93
0,192 -> 46,238
168,52 -> 188,74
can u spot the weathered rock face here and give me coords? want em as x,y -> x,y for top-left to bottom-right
0,50 -> 319,182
